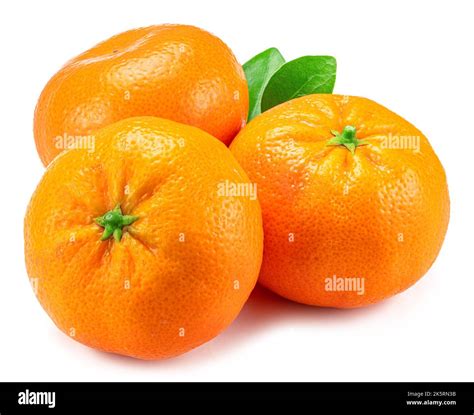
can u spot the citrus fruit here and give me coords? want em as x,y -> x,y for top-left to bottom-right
34,24 -> 248,166
25,117 -> 263,359
230,94 -> 449,308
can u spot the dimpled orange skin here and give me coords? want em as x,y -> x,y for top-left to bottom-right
230,94 -> 449,308
25,117 -> 263,359
34,24 -> 248,166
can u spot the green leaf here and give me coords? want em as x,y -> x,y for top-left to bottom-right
243,48 -> 285,122
261,56 -> 337,112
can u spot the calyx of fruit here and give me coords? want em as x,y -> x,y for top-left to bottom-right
327,125 -> 368,154
95,204 -> 138,242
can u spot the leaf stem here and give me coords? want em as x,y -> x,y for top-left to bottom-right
94,204 -> 138,242
326,126 -> 368,154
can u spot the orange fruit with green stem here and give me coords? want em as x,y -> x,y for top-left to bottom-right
230,94 -> 449,308
24,116 -> 263,359
34,24 -> 248,166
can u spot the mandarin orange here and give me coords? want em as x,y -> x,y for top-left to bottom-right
25,117 -> 263,359
231,94 -> 449,308
34,25 -> 248,165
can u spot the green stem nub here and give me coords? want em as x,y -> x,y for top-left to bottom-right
94,204 -> 138,242
326,125 -> 368,154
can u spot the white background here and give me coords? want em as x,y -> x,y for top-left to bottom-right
1,0 -> 473,381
